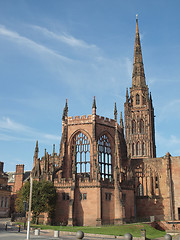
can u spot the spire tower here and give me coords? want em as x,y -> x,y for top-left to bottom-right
124,16 -> 156,159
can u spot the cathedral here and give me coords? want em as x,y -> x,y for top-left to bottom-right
31,18 -> 180,227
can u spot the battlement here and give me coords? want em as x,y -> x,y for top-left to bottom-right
54,177 -> 100,188
68,115 -> 92,125
96,115 -> 115,127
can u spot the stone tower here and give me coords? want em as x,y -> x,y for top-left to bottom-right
124,17 -> 156,159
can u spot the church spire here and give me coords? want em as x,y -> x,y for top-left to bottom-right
132,15 -> 146,88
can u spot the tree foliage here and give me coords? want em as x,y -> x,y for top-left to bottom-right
15,180 -> 57,224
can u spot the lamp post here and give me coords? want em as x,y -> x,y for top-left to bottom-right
27,175 -> 33,240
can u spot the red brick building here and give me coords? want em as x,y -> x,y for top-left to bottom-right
30,18 -> 180,226
7,165 -> 30,213
0,162 -> 11,217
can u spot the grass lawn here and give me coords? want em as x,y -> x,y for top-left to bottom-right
16,222 -> 166,239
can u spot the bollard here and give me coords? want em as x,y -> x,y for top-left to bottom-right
164,234 -> 172,240
24,219 -> 26,230
124,233 -> 133,240
18,225 -> 21,232
76,230 -> 84,239
140,229 -> 146,238
5,223 -> 7,231
34,229 -> 40,236
54,230 -> 59,238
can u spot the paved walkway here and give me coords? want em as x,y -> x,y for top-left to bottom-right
0,219 -> 180,240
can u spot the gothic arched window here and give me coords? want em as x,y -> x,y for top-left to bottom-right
137,183 -> 144,196
132,120 -> 136,134
72,132 -> 90,176
142,142 -> 145,156
98,135 -> 112,180
140,119 -> 144,133
132,143 -> 135,156
142,96 -> 146,105
136,94 -> 140,105
136,142 -> 141,156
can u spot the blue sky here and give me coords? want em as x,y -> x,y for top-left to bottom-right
0,0 -> 180,172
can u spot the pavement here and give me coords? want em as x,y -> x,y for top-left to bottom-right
0,218 -> 180,240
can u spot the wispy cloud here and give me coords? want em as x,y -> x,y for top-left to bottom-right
0,25 -> 72,62
0,117 -> 59,143
158,99 -> 180,122
156,131 -> 180,156
31,25 -> 98,49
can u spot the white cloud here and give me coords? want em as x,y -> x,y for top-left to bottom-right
0,25 -> 72,62
31,25 -> 98,49
0,117 -> 59,143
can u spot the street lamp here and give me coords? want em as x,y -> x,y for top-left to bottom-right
27,175 -> 33,240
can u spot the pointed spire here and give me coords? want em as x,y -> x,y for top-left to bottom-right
114,102 -> 117,121
120,112 -> 124,129
62,99 -> 68,120
92,96 -> 97,115
132,15 -> 146,88
34,140 -> 39,156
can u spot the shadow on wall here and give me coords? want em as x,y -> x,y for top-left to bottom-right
74,186 -> 84,226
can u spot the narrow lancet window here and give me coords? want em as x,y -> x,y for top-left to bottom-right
136,94 -> 140,105
132,120 -> 136,134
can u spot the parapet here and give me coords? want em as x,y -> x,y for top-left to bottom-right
68,115 -> 92,125
96,115 -> 115,127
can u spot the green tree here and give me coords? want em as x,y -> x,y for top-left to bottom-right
16,180 -> 57,224
15,188 -> 24,213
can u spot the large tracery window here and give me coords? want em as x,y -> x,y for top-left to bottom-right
72,132 -> 90,176
98,135 -> 112,180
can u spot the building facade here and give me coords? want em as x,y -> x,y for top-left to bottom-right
28,18 -> 180,226
0,162 -> 11,217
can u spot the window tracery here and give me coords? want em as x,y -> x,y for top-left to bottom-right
98,134 -> 112,180
72,132 -> 90,176
136,142 -> 141,156
140,119 -> 144,133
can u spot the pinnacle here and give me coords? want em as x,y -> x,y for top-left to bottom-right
92,96 -> 96,109
114,102 -> 117,120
